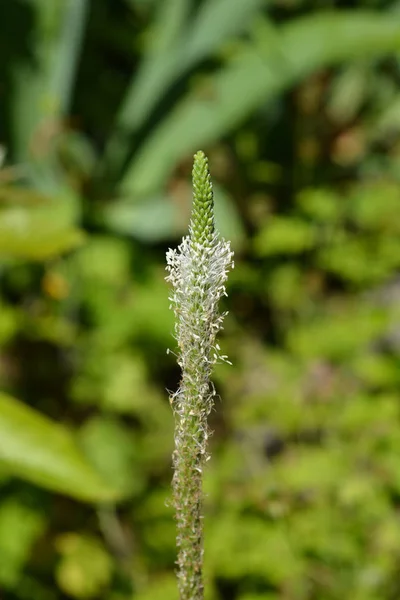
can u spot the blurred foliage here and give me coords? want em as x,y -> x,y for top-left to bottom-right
2,0 -> 400,599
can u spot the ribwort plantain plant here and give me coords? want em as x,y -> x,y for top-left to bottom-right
166,151 -> 234,600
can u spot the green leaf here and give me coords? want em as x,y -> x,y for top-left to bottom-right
348,183 -> 400,231
104,0 -> 263,172
121,11 -> 400,196
0,392 -> 121,503
327,64 -> 369,125
104,183 -> 244,245
213,182 -> 245,248
104,194 -> 180,242
297,188 -> 343,223
181,0 -> 265,70
351,354 -> 400,388
56,533 -> 113,599
276,446 -> 348,493
114,0 -> 190,132
0,197 -> 85,260
11,0 -> 89,165
0,499 -> 46,588
254,217 -> 317,256
240,595 -> 279,600
131,575 -> 178,600
207,514 -> 303,584
78,416 -> 145,497
288,306 -> 390,360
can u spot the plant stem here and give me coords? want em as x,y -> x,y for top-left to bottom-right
166,151 -> 233,600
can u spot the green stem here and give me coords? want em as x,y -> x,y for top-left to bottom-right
167,151 -> 233,600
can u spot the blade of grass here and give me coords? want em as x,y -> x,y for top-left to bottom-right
181,0 -> 265,70
102,0 -> 264,173
11,0 -> 89,183
119,11 -> 400,197
48,0 -> 89,116
102,0 -> 190,172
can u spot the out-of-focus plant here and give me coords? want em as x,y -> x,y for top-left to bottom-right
2,1 -> 400,599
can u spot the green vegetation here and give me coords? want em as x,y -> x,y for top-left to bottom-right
2,1 -> 400,599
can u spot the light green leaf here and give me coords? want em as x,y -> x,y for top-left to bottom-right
56,533 -> 113,599
131,575 -> 180,600
104,0 -> 264,171
288,307 -> 389,360
121,11 -> 400,196
0,392 -> 121,503
327,64 -> 370,124
213,182 -> 245,248
0,197 -> 85,260
297,188 -> 343,223
181,0 -> 265,69
111,0 -> 190,134
254,217 -> 317,256
12,0 -> 89,165
78,416 -> 145,497
207,515 -> 302,583
104,194 -> 180,242
104,183 -> 244,245
0,499 -> 45,588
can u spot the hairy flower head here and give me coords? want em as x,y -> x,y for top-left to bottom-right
166,151 -> 233,600
166,151 -> 234,372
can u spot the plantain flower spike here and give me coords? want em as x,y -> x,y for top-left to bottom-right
166,151 -> 234,600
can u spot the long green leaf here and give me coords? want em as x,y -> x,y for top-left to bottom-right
0,190 -> 84,260
120,11 -> 400,196
101,0 -> 189,171
0,392 -> 121,503
104,183 -> 245,245
12,0 -> 89,169
116,0 -> 263,130
181,0 -> 265,70
107,0 -> 190,140
103,0 -> 264,171
48,0 -> 89,116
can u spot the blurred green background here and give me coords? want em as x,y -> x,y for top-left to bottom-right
3,0 -> 400,599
